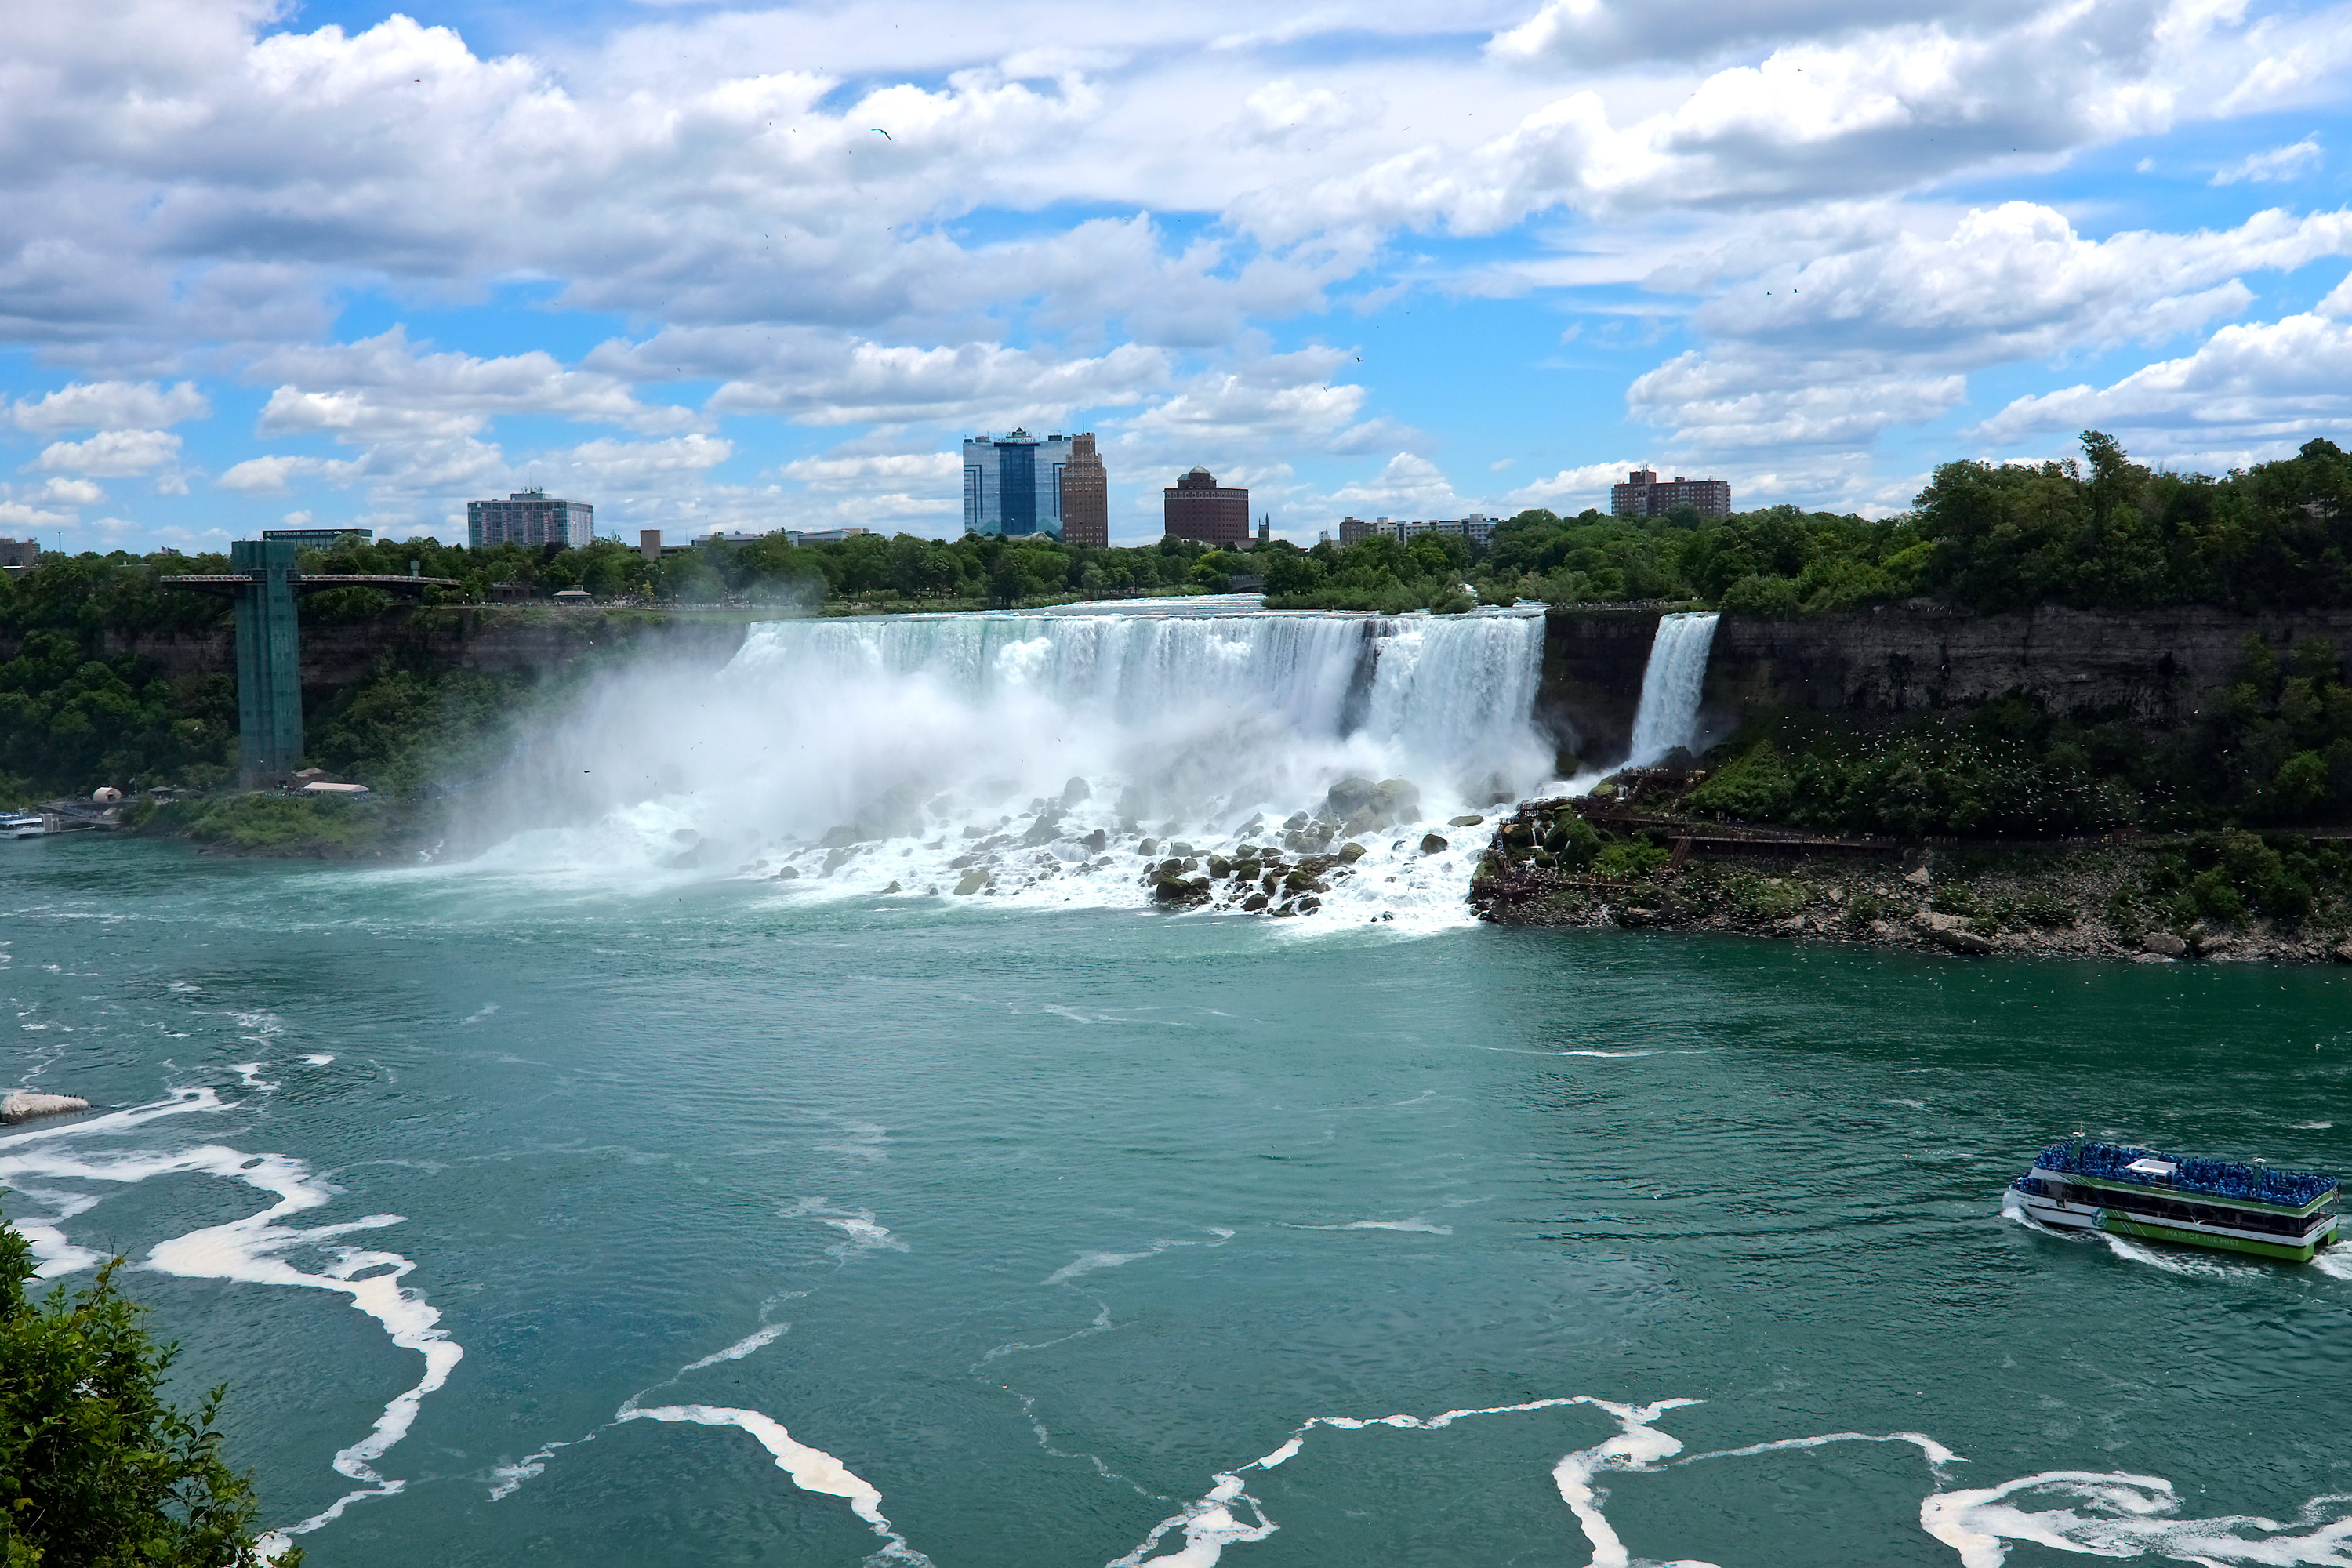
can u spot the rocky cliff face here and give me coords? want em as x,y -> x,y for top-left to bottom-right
42,606 -> 753,693
1532,607 -> 1663,766
1542,602 -> 2352,765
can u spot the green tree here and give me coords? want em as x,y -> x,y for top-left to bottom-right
0,1214 -> 293,1566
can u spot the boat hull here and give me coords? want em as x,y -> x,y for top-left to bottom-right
2016,1189 -> 2337,1264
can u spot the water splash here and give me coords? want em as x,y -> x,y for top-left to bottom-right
454,605 -> 1550,930
1625,612 -> 1719,768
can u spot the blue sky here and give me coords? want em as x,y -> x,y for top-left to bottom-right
4,0 -> 2352,553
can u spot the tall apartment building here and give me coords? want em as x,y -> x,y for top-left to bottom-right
1163,468 -> 1249,546
963,429 -> 1074,538
1059,432 -> 1109,547
1337,514 -> 1497,548
1610,469 -> 1732,519
0,536 -> 39,577
468,488 -> 594,549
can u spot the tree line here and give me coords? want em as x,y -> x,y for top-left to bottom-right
6,431 -> 2352,803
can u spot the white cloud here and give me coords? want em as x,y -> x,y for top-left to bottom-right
30,429 -> 183,477
9,380 -> 209,433
1499,459 -> 1648,514
5,0 -> 2352,542
36,477 -> 105,505
2211,134 -> 2323,185
1622,201 -> 2352,452
1973,310 -> 2352,453
659,332 -> 1171,428
218,454 -> 354,495
1327,452 -> 1461,515
539,434 -> 734,489
253,329 -> 696,440
0,499 -> 77,530
1116,349 -> 1401,465
779,451 -> 961,490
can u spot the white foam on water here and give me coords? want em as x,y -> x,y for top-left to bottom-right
2311,1250 -> 2352,1281
0,1125 -> 460,1541
678,1321 -> 792,1372
1921,1471 -> 2352,1566
2098,1231 -> 2268,1279
1283,1218 -> 1453,1234
2001,1194 -> 2270,1278
620,1405 -> 934,1564
2291,1120 -> 2334,1130
1111,1395 -> 1664,1568
1545,1396 -> 1713,1568
459,1003 -> 499,1025
1047,1249 -> 1159,1284
1679,1429 -> 1959,1469
785,1197 -> 911,1260
302,1054 -> 334,1066
1044,1229 -> 1235,1286
1461,1044 -> 1658,1058
426,605 -> 1549,937
492,1198 -> 906,1504
0,1087 -> 220,1152
814,1117 -> 891,1161
228,1062 -> 279,1091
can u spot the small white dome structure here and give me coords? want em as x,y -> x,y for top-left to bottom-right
91,786 -> 123,804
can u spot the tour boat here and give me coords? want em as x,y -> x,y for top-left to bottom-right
0,812 -> 43,839
2011,1137 -> 2339,1262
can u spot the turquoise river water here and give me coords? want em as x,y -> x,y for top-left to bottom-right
6,603 -> 2352,1566
5,836 -> 2352,1566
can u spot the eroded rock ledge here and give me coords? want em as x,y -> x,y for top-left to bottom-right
1472,800 -> 2352,966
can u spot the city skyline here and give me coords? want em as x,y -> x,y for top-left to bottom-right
2,2 -> 2350,555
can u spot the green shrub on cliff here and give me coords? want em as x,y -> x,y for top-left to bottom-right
0,1210 -> 294,1567
306,665 -> 543,800
145,792 -> 395,855
1593,839 -> 1670,879
2141,831 -> 2318,927
0,630 -> 236,797
2185,635 -> 2352,824
1685,740 -> 1795,819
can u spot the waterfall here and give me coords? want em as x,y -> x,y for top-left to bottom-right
469,601 -> 1551,928
1624,612 -> 1719,768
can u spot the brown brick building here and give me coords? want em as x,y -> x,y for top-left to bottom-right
1059,433 -> 1109,547
1610,468 -> 1732,519
1163,467 -> 1249,546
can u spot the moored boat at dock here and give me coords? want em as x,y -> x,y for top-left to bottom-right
1,812 -> 44,839
2011,1137 -> 2339,1262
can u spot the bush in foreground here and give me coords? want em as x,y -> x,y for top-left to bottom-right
0,1211 -> 293,1566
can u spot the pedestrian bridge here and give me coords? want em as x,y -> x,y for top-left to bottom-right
164,539 -> 459,784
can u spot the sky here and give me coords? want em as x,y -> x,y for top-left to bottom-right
4,0 -> 2352,553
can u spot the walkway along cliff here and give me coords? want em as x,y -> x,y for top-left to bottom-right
1504,602 -> 2352,966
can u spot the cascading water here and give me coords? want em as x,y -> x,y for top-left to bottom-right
1623,612 -> 1719,768
466,601 -> 1552,929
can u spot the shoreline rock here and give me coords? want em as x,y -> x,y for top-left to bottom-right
1472,801 -> 2352,967
2,1090 -> 91,1124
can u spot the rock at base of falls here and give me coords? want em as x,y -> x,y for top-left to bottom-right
1421,833 -> 1449,854
2,1091 -> 89,1124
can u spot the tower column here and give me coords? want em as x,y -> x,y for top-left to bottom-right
230,539 -> 304,784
